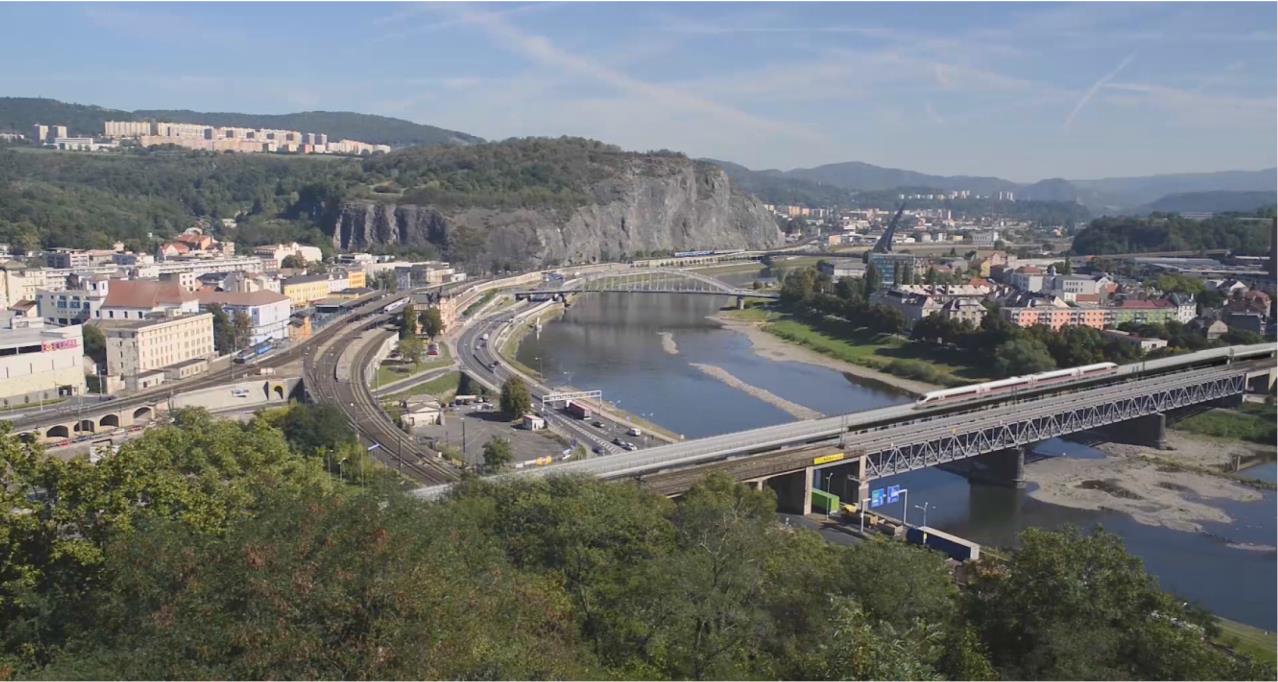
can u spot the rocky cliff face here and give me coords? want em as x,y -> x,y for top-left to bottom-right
330,160 -> 782,268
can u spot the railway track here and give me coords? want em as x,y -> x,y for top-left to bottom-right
302,310 -> 458,486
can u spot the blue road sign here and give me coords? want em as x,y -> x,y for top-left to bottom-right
887,485 -> 903,504
870,488 -> 885,508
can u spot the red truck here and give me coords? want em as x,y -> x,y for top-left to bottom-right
565,401 -> 592,420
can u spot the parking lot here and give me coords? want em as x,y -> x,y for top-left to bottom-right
411,403 -> 568,467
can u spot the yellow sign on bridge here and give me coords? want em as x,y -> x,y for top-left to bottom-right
812,453 -> 845,466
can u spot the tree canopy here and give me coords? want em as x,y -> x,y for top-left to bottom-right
1,411 -> 1270,680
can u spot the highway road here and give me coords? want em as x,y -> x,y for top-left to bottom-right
456,303 -> 630,457
414,343 -> 1275,498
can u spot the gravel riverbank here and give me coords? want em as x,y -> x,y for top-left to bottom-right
1026,431 -> 1272,534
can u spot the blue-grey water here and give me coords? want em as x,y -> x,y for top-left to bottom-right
517,280 -> 1277,630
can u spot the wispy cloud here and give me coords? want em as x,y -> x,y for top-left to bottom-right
450,4 -> 823,143
1101,80 -> 1277,129
1064,52 -> 1136,130
374,3 -> 551,42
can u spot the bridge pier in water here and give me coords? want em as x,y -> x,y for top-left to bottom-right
967,445 -> 1027,489
1099,412 -> 1168,450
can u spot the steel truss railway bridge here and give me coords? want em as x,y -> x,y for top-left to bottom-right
415,344 -> 1277,513
514,268 -> 778,306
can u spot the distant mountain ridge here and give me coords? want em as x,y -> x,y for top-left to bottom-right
706,158 -> 1277,214
0,97 -> 482,148
1138,190 -> 1277,215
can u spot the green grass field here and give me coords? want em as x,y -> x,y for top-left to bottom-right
375,345 -> 453,387
1213,616 -> 1277,666
1173,407 -> 1277,445
724,307 -> 989,387
384,371 -> 462,403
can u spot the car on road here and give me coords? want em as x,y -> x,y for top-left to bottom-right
612,437 -> 625,446
627,427 -> 642,437
592,445 -> 606,455
592,420 -> 605,428
621,442 -> 638,451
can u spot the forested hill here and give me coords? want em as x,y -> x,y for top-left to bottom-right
1139,190 -> 1277,216
0,137 -> 780,268
703,158 -> 854,207
1070,210 -> 1274,255
0,97 -> 482,148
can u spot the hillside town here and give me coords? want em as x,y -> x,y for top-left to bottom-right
22,119 -> 391,154
0,228 -> 464,408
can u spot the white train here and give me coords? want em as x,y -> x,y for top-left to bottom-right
915,362 -> 1119,408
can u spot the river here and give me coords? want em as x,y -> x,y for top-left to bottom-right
516,276 -> 1277,630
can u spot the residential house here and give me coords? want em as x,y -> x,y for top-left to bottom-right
939,298 -> 987,327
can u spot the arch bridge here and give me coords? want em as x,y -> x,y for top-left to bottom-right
514,268 -> 778,307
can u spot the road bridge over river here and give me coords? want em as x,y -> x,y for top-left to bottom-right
415,344 -> 1277,512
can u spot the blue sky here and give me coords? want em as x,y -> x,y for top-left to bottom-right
1,2 -> 1274,180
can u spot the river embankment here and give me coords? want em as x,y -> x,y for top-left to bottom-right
711,312 -> 939,396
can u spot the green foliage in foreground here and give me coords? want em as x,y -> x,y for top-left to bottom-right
0,410 -> 1271,680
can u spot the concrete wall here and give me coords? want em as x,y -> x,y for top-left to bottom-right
170,376 -> 300,412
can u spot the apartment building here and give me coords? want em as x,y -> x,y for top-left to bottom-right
100,312 -> 214,387
195,290 -> 291,345
0,261 -> 60,308
281,274 -> 332,308
1000,298 -> 1178,331
867,253 -> 919,286
938,298 -> 987,326
36,275 -> 110,326
104,120 -> 156,137
0,315 -> 86,408
255,242 -> 324,268
109,121 -> 390,156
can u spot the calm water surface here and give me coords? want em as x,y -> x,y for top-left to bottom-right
517,278 -> 1277,629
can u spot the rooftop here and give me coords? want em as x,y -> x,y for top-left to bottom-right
101,279 -> 195,309
196,289 -> 289,307
96,312 -> 212,332
283,273 -> 330,285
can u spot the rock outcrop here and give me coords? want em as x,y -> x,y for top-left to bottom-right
330,159 -> 782,268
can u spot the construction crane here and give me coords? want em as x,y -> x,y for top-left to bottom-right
871,201 -> 907,254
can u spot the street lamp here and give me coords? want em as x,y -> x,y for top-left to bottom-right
912,501 -> 934,529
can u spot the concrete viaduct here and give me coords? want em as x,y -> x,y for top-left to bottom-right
7,378 -> 294,446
